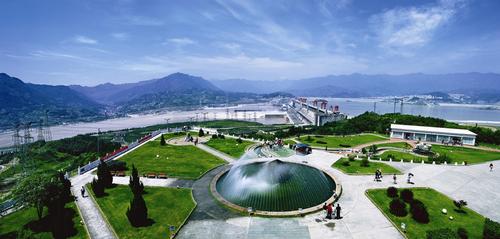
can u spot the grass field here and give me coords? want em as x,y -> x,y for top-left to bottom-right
375,142 -> 412,149
366,188 -> 486,239
298,134 -> 387,148
479,143 -> 500,150
0,202 -> 87,239
379,150 -> 427,163
205,137 -> 255,158
92,185 -> 195,239
431,145 -> 500,164
332,158 -> 401,175
118,141 -> 226,179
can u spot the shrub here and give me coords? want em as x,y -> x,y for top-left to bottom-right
389,198 -> 407,217
198,128 -> 205,137
484,218 -> 500,239
218,134 -> 225,139
401,189 -> 414,203
306,135 -> 312,141
410,199 -> 430,223
385,154 -> 394,160
316,140 -> 327,144
341,160 -> 350,166
430,154 -> 451,164
107,160 -> 127,171
457,227 -> 468,239
160,134 -> 166,146
348,154 -> 356,161
361,147 -> 367,154
97,160 -> 113,188
426,228 -> 456,239
339,144 -> 351,148
387,187 -> 398,198
236,138 -> 243,144
453,200 -> 467,210
211,134 -> 218,139
360,158 -> 369,167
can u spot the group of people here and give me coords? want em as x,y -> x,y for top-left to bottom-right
184,133 -> 199,145
391,173 -> 415,184
374,169 -> 383,182
323,203 -> 341,220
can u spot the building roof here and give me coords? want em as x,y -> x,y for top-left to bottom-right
390,124 -> 476,137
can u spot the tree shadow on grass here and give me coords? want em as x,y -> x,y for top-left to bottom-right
454,208 -> 468,214
23,207 -> 79,239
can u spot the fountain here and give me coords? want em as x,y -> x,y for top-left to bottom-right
212,159 -> 340,216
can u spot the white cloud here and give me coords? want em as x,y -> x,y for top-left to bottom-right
165,37 -> 196,46
73,35 -> 98,44
372,0 -> 466,49
111,32 -> 129,40
125,16 -> 164,26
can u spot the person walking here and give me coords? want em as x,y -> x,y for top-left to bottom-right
326,203 -> 333,219
335,204 -> 342,219
393,174 -> 397,184
490,163 -> 494,172
407,173 -> 414,184
81,186 -> 85,197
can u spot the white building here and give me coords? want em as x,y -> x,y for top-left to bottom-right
390,124 -> 476,146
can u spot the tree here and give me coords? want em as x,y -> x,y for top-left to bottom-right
97,160 -> 113,188
44,179 -> 73,238
401,189 -> 414,203
91,178 -> 104,197
13,174 -> 51,220
129,165 -> 144,195
199,128 -> 205,137
410,200 -> 430,223
389,198 -> 407,217
126,193 -> 149,227
387,187 -> 398,198
160,134 -> 166,146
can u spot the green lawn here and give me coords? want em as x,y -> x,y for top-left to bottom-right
92,185 -> 195,239
197,120 -> 262,128
205,137 -> 255,158
431,145 -> 500,164
0,202 -> 87,239
375,142 -> 412,149
332,158 -> 401,175
118,141 -> 226,179
298,134 -> 387,148
283,139 -> 296,145
366,188 -> 486,239
379,150 -> 428,163
479,143 -> 500,150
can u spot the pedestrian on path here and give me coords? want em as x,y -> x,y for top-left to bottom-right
407,173 -> 414,184
393,174 -> 397,184
81,186 -> 86,197
490,163 -> 494,172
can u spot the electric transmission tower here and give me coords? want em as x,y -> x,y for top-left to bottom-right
43,110 -> 52,141
37,119 -> 44,142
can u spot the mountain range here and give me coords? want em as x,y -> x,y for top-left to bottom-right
210,73 -> 500,101
1,71 -> 499,130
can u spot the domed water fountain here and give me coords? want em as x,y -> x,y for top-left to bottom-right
211,160 -> 341,216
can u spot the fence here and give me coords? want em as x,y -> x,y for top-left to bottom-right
78,129 -> 165,175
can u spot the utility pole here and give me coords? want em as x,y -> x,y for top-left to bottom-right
400,100 -> 404,114
97,128 -> 101,158
12,123 -> 21,152
165,118 -> 170,132
23,122 -> 33,145
213,112 -> 217,120
203,112 -> 208,121
373,102 -> 377,113
195,113 -> 199,122
43,110 -> 52,141
226,108 -> 229,119
393,98 -> 397,114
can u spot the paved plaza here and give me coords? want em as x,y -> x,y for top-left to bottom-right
71,134 -> 500,239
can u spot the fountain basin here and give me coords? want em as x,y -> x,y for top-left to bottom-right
211,160 -> 341,216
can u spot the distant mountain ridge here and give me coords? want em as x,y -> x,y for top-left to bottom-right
210,73 -> 500,102
70,72 -> 220,104
0,73 -> 104,129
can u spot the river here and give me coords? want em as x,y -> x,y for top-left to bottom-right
0,99 -> 498,148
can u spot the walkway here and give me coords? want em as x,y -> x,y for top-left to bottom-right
196,144 -> 235,163
71,174 -> 116,239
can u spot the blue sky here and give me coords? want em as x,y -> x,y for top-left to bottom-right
1,0 -> 499,85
